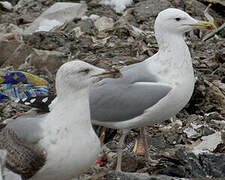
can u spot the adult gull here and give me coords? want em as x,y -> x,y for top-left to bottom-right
0,60 -> 121,180
89,8 -> 215,170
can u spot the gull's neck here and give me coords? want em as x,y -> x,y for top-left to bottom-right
156,31 -> 190,62
45,87 -> 92,130
150,30 -> 194,83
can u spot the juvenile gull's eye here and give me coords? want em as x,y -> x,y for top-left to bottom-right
79,69 -> 90,74
175,18 -> 181,21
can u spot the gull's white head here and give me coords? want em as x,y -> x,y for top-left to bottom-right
154,8 -> 215,35
56,60 -> 121,96
56,60 -> 104,93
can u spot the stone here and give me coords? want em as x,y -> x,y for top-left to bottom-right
157,149 -> 225,178
14,0 -> 51,22
30,49 -> 68,74
207,80 -> 225,106
0,39 -> 21,66
0,23 -> 23,34
3,0 -> 19,6
133,0 -> 172,23
2,43 -> 38,68
0,35 -> 67,73
23,31 -> 73,51
0,1 -> 13,11
215,47 -> 225,63
106,171 -> 183,180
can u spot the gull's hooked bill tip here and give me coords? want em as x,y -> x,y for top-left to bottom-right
188,20 -> 216,30
92,69 -> 123,79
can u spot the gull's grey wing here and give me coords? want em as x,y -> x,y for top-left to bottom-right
90,81 -> 172,122
5,113 -> 47,144
95,61 -> 159,87
3,170 -> 22,180
0,114 -> 47,179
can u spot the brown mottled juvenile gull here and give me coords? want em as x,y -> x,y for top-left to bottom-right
0,60 -> 121,180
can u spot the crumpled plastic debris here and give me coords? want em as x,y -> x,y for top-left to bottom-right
96,157 -> 104,166
0,71 -> 49,103
192,131 -> 223,155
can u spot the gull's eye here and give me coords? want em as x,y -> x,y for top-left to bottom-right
175,17 -> 181,21
79,68 -> 90,74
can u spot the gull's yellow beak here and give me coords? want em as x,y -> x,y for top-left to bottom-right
189,20 -> 216,30
92,69 -> 122,79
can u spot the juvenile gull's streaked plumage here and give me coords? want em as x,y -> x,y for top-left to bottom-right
0,60 -> 121,180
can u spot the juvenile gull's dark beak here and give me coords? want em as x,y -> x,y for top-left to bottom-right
92,69 -> 122,80
188,20 -> 216,30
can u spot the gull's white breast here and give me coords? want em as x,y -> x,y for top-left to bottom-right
31,116 -> 100,180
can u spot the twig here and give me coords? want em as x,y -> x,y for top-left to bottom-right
204,4 -> 214,24
203,23 -> 225,41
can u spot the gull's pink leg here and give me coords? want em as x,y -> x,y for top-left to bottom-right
0,150 -> 7,180
116,129 -> 129,171
140,127 -> 159,165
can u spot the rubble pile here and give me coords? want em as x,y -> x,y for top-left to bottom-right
0,0 -> 225,179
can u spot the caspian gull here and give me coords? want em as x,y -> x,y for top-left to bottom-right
89,8 -> 215,170
0,60 -> 121,180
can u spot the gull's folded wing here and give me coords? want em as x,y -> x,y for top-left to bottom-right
90,81 -> 172,122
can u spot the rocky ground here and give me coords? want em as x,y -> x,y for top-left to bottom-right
0,0 -> 225,179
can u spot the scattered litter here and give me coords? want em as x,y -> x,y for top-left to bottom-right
94,16 -> 114,31
0,1 -> 13,11
82,14 -> 100,21
72,27 -> 84,38
25,2 -> 87,33
184,127 -> 198,138
212,120 -> 225,125
37,19 -> 62,32
89,14 -> 100,21
191,122 -> 203,129
0,0 -> 225,179
0,71 -> 49,102
100,0 -> 133,13
192,132 -> 223,155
